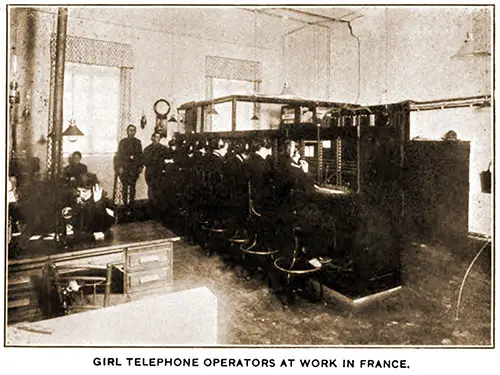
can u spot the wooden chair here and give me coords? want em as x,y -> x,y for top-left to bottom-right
42,261 -> 117,318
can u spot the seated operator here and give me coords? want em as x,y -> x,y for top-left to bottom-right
65,172 -> 115,239
275,140 -> 330,267
63,151 -> 88,187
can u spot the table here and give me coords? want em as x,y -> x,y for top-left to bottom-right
7,287 -> 218,346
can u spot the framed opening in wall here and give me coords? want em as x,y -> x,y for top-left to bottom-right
62,62 -> 120,156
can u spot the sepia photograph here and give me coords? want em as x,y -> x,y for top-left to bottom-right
3,2 -> 493,358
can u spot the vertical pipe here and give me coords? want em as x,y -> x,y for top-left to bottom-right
316,124 -> 322,183
9,9 -> 20,164
9,82 -> 19,157
51,7 -> 68,181
356,121 -> 361,194
200,106 -> 205,133
326,27 -> 331,100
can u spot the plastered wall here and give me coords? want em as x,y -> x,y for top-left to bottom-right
285,6 -> 492,236
11,6 -> 492,235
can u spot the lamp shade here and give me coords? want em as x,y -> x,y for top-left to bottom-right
453,32 -> 491,58
279,81 -> 296,97
168,115 -> 178,123
207,106 -> 219,116
62,120 -> 84,137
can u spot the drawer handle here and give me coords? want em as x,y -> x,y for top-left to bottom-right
139,274 -> 161,284
139,255 -> 160,264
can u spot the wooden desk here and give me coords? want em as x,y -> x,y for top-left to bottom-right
7,287 -> 218,346
8,221 -> 180,324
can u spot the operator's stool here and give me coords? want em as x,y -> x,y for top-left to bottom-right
202,221 -> 229,258
273,257 -> 326,307
240,235 -> 279,283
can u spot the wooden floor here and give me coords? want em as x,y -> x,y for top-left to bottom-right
7,219 -> 492,346
7,220 -> 179,325
171,238 -> 492,346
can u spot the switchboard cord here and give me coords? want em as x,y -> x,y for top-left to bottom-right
454,237 -> 491,321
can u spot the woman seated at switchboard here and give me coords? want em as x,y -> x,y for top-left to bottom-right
223,140 -> 251,237
244,137 -> 279,253
246,137 -> 275,215
274,140 -> 331,267
204,136 -> 230,225
274,139 -> 315,211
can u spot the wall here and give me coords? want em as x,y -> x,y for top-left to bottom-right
284,6 -> 493,236
11,6 -> 285,198
381,6 -> 492,236
10,6 -> 493,235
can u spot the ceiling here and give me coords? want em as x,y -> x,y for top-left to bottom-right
240,6 -> 364,26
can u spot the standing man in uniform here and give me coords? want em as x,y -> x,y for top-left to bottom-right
143,132 -> 168,218
116,124 -> 143,211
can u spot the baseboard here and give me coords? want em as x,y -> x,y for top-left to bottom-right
312,280 -> 402,308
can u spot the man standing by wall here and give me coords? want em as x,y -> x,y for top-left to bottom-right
116,124 -> 143,212
143,132 -> 169,218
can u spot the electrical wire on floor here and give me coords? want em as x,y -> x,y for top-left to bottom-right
454,237 -> 491,321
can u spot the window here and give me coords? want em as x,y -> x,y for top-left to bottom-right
62,62 -> 120,155
211,78 -> 254,132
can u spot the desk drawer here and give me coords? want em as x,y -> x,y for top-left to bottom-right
126,244 -> 172,271
127,266 -> 172,292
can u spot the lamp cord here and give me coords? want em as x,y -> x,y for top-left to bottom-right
71,69 -> 75,121
454,238 -> 491,321
282,16 -> 286,86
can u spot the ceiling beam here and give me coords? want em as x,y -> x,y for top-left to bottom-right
281,7 -> 354,24
240,7 -> 329,29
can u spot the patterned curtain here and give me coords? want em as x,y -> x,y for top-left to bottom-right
205,55 -> 262,82
46,34 -> 133,181
114,67 -> 132,204
205,56 -> 262,132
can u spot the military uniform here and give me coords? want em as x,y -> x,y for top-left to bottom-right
116,136 -> 143,206
143,141 -> 169,203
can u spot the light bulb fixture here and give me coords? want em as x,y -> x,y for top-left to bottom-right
279,81 -> 296,97
22,104 -> 30,120
251,10 -> 261,126
168,100 -> 178,123
251,112 -> 260,129
207,105 -> 219,116
140,113 -> 147,129
278,17 -> 296,97
453,32 -> 491,58
62,118 -> 84,142
9,53 -> 20,104
169,15 -> 179,126
64,69 -> 84,142
10,54 -> 19,93
9,79 -> 20,104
